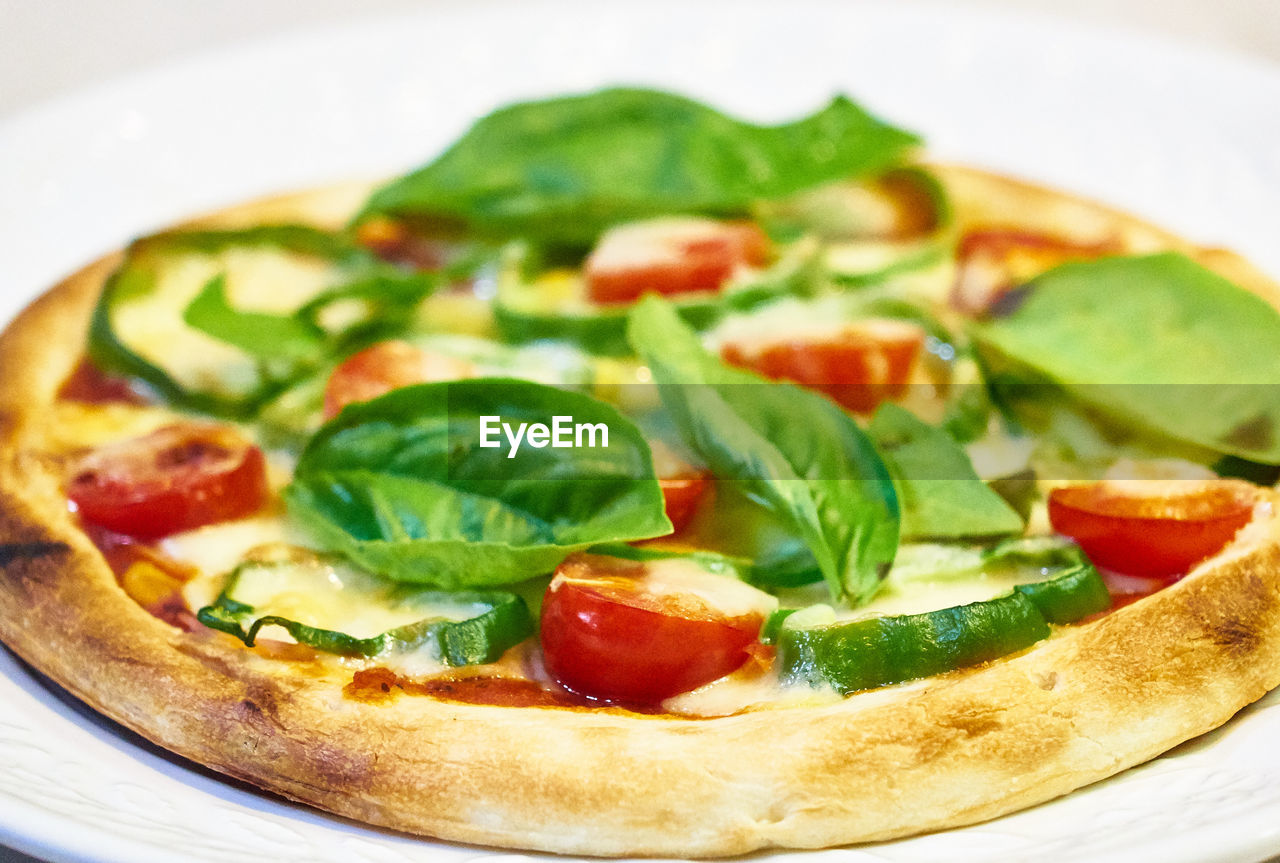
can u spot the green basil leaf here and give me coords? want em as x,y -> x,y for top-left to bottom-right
286,378 -> 671,587
626,296 -> 898,605
972,253 -> 1280,463
183,275 -> 328,359
868,403 -> 1023,540
293,270 -> 440,349
360,88 -> 920,244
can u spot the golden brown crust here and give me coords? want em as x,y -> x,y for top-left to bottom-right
2,169 -> 1280,857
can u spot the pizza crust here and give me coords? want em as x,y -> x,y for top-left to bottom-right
2,169 -> 1280,857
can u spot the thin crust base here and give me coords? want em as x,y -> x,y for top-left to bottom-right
1,170 -> 1279,857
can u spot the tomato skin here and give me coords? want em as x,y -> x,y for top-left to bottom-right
1048,481 -> 1257,580
952,228 -> 1119,314
649,441 -> 711,533
586,220 -> 770,305
323,340 -> 476,419
67,424 -> 268,539
540,555 -> 765,704
355,217 -> 453,271
721,319 -> 924,413
58,359 -> 148,405
659,474 -> 710,534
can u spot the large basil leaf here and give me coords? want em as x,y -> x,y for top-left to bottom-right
973,253 -> 1280,464
868,403 -> 1023,540
626,296 -> 898,605
286,379 -> 671,587
360,88 -> 920,244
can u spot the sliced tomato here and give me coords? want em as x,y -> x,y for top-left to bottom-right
720,318 -> 924,413
355,216 -> 455,271
585,218 -> 771,305
1048,480 -> 1257,580
659,475 -> 710,534
67,424 -> 268,539
648,440 -> 712,533
58,359 -> 148,405
952,228 -> 1120,314
323,340 -> 476,419
540,554 -> 770,704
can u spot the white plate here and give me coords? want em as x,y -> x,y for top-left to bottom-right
3,2 -> 1280,861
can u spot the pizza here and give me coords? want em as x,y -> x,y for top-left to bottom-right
2,87 -> 1280,857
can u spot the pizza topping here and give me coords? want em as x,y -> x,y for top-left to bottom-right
358,88 -> 920,245
197,552 -> 535,666
322,339 -> 477,419
90,227 -> 363,416
90,225 -> 445,420
491,236 -> 819,358
584,218 -> 771,305
658,473 -> 711,535
629,296 -> 900,603
1048,479 -> 1257,579
776,546 -> 1110,694
867,403 -> 1024,541
649,441 -> 711,534
972,253 -> 1280,465
720,316 -> 924,413
58,358 -> 150,405
346,668 -> 596,709
67,423 -> 268,539
287,378 -> 671,587
121,560 -> 202,631
58,87 -> 1280,728
952,228 -> 1118,313
539,553 -> 775,704
355,216 -> 460,271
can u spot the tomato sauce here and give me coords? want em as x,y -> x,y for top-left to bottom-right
58,358 -> 148,405
83,522 -> 202,631
347,667 -> 591,708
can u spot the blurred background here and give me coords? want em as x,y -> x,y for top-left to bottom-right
0,1 -> 1276,861
0,0 -> 1276,117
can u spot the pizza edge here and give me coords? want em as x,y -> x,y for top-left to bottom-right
0,169 -> 1279,857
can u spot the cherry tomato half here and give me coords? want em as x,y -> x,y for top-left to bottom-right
323,340 -> 477,419
355,216 -> 456,271
721,318 -> 924,413
67,424 -> 269,539
1048,480 -> 1257,580
659,475 -> 711,535
585,219 -> 770,305
540,554 -> 769,704
952,228 -> 1119,314
648,440 -> 712,534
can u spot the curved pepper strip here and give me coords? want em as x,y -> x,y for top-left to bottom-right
776,559 -> 1110,694
89,226 -> 438,418
197,566 -> 534,666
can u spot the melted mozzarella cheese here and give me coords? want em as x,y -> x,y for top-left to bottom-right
166,516 -> 305,609
113,247 -> 341,397
638,558 -> 779,618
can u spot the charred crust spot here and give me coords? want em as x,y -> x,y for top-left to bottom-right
938,710 -> 1003,739
0,541 -> 72,592
0,541 -> 70,567
1203,617 -> 1261,657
